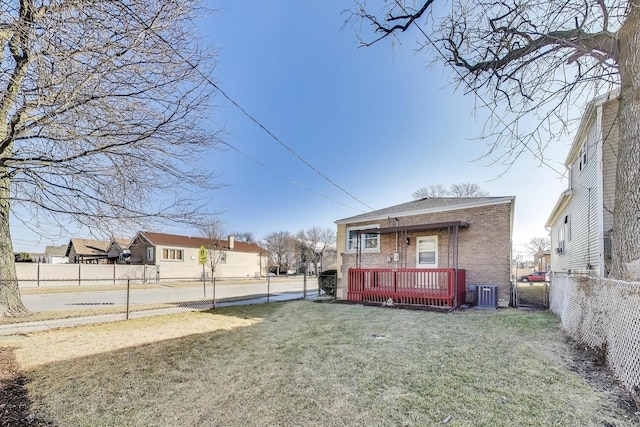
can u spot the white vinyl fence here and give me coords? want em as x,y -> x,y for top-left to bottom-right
550,273 -> 640,400
15,263 -> 159,287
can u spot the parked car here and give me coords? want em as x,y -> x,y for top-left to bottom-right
518,271 -> 549,282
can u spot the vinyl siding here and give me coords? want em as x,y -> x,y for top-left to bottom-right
551,117 -> 601,274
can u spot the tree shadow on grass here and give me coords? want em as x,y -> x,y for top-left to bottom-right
0,348 -> 55,427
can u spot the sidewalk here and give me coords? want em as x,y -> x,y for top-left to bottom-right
0,291 -> 323,337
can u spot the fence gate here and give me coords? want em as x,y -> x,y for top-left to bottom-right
513,280 -> 549,308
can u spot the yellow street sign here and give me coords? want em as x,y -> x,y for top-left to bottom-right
198,245 -> 207,265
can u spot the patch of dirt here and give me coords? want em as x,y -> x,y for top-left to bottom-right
537,331 -> 640,427
0,348 -> 55,426
560,336 -> 640,425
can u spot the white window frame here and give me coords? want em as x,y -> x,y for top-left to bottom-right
558,225 -> 565,255
416,236 -> 438,268
346,225 -> 380,253
147,247 -> 154,262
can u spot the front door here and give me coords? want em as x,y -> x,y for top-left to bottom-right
416,236 -> 438,268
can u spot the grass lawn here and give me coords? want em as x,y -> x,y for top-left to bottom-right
2,301 -> 636,426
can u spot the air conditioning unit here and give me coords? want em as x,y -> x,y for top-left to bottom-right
555,247 -> 564,255
476,285 -> 498,310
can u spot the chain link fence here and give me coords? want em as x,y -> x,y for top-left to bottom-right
550,273 -> 640,402
1,273 -> 320,325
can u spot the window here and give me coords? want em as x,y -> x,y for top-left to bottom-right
146,247 -> 153,261
416,236 -> 438,268
161,248 -> 184,260
579,145 -> 588,171
220,252 -> 227,263
346,225 -> 380,253
557,225 -> 565,255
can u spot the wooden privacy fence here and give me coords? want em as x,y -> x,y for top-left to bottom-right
347,268 -> 466,308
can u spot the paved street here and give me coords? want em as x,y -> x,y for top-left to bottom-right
22,279 -> 319,312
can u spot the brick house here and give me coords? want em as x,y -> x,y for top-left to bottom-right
335,197 -> 515,308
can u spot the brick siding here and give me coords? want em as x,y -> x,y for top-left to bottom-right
337,202 -> 512,306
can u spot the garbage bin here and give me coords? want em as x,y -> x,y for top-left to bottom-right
318,270 -> 337,297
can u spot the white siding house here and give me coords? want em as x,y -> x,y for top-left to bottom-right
128,231 -> 266,279
545,93 -> 619,277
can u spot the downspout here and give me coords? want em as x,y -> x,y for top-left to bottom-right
394,218 -> 399,269
453,225 -> 459,307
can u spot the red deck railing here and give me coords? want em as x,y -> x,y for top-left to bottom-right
347,268 -> 466,308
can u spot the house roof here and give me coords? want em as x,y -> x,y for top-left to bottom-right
356,221 -> 470,235
335,196 -> 515,225
66,238 -> 130,257
545,189 -> 573,227
44,245 -> 68,257
135,231 -> 264,253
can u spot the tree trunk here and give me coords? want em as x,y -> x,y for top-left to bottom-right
0,170 -> 28,317
611,5 -> 640,280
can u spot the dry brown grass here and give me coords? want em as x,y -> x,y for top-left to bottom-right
2,301 -> 636,426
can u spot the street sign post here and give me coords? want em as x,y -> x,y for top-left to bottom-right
199,246 -> 207,297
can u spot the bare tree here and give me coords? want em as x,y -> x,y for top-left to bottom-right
527,237 -> 551,255
262,231 -> 296,276
352,0 -> 640,280
201,220 -> 226,283
413,182 -> 489,199
450,183 -> 490,197
412,184 -> 450,199
0,0 -> 222,316
297,226 -> 337,277
232,232 -> 256,244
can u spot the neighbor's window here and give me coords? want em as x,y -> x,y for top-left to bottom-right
220,252 -> 227,263
558,226 -> 565,254
162,248 -> 184,260
346,226 -> 380,253
579,144 -> 588,171
147,247 -> 154,261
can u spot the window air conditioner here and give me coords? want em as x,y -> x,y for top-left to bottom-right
555,247 -> 564,255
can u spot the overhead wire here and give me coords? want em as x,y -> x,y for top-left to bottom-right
219,141 -> 366,212
122,3 -> 376,212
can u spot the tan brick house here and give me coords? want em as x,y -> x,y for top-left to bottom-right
335,197 -> 515,308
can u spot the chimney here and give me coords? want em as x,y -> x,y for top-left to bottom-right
228,235 -> 235,250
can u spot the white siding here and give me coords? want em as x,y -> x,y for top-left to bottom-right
156,246 -> 263,279
551,119 -> 601,274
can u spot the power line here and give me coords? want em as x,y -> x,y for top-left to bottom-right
220,141 -> 366,213
122,4 -> 375,212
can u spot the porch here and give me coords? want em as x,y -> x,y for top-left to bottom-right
347,268 -> 466,308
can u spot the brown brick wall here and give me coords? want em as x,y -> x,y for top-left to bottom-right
337,202 -> 513,306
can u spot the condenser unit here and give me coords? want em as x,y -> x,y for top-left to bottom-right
476,285 -> 498,310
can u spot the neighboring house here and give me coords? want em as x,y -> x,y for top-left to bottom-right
545,93 -> 619,278
66,238 -> 130,264
128,231 -> 265,279
45,245 -> 69,264
535,249 -> 551,273
335,196 -> 515,308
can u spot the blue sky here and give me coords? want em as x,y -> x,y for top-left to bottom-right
12,0 -> 573,256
